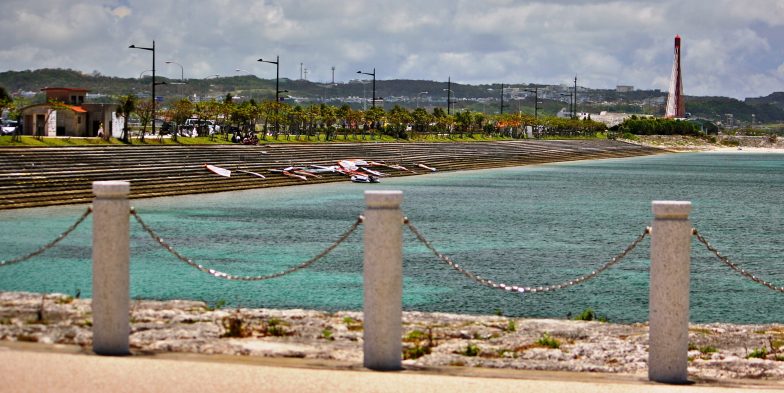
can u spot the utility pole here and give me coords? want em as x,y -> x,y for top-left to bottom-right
447,76 -> 452,115
331,66 -> 335,84
500,83 -> 505,115
573,76 -> 578,118
300,63 -> 303,80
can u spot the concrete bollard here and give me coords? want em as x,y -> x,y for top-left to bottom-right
363,190 -> 404,370
648,201 -> 692,383
92,181 -> 131,355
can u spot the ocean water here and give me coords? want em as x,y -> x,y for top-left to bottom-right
1,152 -> 782,324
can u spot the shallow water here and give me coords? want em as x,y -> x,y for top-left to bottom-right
1,152 -> 782,323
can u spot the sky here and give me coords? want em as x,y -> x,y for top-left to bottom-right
1,0 -> 783,99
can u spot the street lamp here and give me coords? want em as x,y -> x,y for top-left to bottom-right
524,87 -> 540,119
416,91 -> 428,108
257,55 -> 282,133
443,76 -> 455,115
129,40 -> 162,136
357,68 -> 376,108
561,93 -> 574,118
500,84 -> 505,114
165,61 -> 184,82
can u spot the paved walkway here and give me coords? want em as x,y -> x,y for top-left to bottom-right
2,342 -> 782,393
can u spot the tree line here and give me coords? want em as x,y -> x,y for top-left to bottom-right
129,94 -> 608,142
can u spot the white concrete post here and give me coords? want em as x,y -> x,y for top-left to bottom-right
648,201 -> 692,383
363,190 -> 404,370
92,181 -> 131,355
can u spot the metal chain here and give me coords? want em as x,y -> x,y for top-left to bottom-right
0,206 -> 93,267
405,218 -> 650,293
692,228 -> 784,293
131,208 -> 363,281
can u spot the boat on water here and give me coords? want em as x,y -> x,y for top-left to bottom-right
204,164 -> 231,177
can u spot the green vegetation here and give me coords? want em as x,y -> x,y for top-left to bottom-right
320,328 -> 334,341
342,316 -> 363,331
461,342 -> 481,357
207,299 -> 227,311
747,347 -> 768,359
536,333 -> 561,349
505,319 -> 517,332
616,116 -> 701,136
262,318 -> 290,337
700,345 -> 718,354
574,307 -> 608,322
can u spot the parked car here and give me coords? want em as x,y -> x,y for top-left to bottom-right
1,120 -> 18,135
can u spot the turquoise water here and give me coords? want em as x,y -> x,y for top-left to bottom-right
1,152 -> 782,323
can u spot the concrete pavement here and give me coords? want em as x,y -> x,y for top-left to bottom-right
2,342 -> 782,393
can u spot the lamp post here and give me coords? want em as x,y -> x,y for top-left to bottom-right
444,76 -> 454,115
416,91 -> 428,108
258,55 -> 282,134
165,61 -> 184,82
129,41 -> 163,136
524,87 -> 539,119
500,83 -> 505,115
561,93 -> 574,118
357,68 -> 376,108
573,76 -> 578,119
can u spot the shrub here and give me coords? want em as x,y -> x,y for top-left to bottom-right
747,347 -> 768,359
462,343 -> 481,357
700,346 -> 717,354
536,333 -> 561,349
263,317 -> 290,337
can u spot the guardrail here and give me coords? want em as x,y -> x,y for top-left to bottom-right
2,181 -> 782,383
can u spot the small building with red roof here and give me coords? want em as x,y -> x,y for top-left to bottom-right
20,87 -> 121,137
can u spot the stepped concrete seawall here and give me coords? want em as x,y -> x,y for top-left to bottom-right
0,140 -> 663,210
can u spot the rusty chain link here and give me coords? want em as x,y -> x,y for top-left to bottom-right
405,217 -> 650,293
131,208 -> 362,281
0,206 -> 92,267
693,228 -> 784,293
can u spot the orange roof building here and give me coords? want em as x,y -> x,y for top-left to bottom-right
19,87 -> 120,137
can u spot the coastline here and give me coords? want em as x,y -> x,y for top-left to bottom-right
624,134 -> 784,153
1,291 -> 782,381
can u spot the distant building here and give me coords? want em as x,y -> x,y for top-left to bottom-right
19,88 -> 121,137
616,85 -> 634,93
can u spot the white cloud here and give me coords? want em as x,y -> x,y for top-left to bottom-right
0,0 -> 782,98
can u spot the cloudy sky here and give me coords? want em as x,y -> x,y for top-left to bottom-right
1,0 -> 783,99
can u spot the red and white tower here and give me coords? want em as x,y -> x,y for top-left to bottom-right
665,34 -> 685,118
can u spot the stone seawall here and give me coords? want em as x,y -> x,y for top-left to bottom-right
0,140 -> 663,209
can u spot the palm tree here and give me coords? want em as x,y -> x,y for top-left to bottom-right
116,94 -> 136,143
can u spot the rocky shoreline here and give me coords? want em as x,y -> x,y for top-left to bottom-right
1,291 -> 782,381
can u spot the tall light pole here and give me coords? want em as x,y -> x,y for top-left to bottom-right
500,83 -> 505,115
445,76 -> 453,115
258,55 -> 282,134
573,76 -> 578,118
524,87 -> 539,119
165,61 -> 184,82
416,91 -> 428,108
561,93 -> 573,118
129,41 -> 164,136
357,68 -> 376,108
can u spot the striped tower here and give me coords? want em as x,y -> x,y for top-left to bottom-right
665,35 -> 685,118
